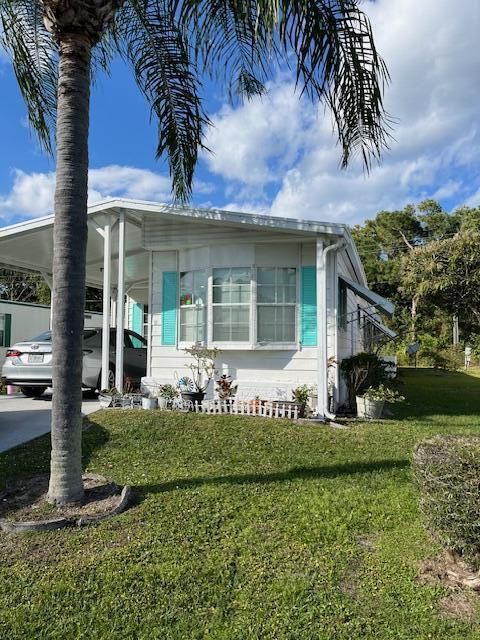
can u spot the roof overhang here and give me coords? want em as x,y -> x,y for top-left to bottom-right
340,275 -> 395,317
0,198 -> 368,290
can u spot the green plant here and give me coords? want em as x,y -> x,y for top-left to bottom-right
158,384 -> 178,400
184,345 -> 219,392
362,384 -> 405,403
414,435 -> 480,571
292,384 -> 313,405
100,387 -> 118,396
215,375 -> 237,400
340,352 -> 388,409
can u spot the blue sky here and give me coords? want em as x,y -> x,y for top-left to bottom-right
1,0 -> 480,228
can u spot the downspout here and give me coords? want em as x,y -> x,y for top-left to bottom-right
317,237 -> 347,421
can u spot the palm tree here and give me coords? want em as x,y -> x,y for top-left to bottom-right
0,0 -> 391,505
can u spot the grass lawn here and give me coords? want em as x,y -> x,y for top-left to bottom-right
2,368 -> 480,639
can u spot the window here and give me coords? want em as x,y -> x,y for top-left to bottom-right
0,314 -> 4,347
143,305 -> 149,339
213,268 -> 251,341
126,330 -> 147,349
180,270 -> 207,342
257,267 -> 296,342
338,280 -> 348,331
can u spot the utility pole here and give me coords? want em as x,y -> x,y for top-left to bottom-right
453,314 -> 459,346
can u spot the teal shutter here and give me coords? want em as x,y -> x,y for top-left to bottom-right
162,272 -> 177,345
3,313 -> 11,348
132,302 -> 143,335
301,267 -> 317,346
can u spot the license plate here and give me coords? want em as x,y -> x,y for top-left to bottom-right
28,354 -> 44,363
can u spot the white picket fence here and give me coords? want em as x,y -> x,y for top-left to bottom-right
193,399 -> 301,419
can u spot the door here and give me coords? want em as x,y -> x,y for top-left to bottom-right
123,330 -> 147,383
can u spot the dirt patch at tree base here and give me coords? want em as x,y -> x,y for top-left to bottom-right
0,474 -> 132,532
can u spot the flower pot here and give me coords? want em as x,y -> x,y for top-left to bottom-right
181,391 -> 205,408
142,397 -> 158,410
157,397 -> 169,410
98,393 -> 112,409
356,396 -> 385,419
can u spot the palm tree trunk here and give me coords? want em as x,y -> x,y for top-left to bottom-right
47,33 -> 91,505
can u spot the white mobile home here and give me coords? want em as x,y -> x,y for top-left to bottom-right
0,200 -> 393,417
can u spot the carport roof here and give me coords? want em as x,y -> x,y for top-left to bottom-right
0,198 -> 367,288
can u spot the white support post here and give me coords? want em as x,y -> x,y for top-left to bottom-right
115,211 -> 126,392
316,237 -> 326,417
41,272 -> 54,329
101,215 -> 112,390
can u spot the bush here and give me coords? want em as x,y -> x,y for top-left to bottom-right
414,435 -> 480,570
340,352 -> 388,410
419,346 -> 463,370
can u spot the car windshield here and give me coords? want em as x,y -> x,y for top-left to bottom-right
29,329 -> 97,342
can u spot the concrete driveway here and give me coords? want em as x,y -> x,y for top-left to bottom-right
0,391 -> 100,453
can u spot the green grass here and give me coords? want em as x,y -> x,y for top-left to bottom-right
2,368 -> 480,639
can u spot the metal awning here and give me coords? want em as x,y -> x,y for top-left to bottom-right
340,275 -> 395,317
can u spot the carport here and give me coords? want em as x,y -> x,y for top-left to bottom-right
0,199 -> 152,392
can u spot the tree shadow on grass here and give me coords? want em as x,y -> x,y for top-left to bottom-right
136,459 -> 410,502
0,420 -> 110,491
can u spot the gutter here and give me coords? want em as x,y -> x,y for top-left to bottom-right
317,237 -> 347,421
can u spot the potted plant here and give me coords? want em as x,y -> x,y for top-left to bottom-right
291,384 -> 314,418
98,387 -> 118,409
356,384 -> 405,419
141,393 -> 158,410
181,345 -> 219,405
216,374 -> 237,409
157,383 -> 178,409
340,353 -> 388,413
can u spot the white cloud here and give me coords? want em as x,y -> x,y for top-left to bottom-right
0,165 -> 213,221
204,0 -> 480,223
204,81 -> 316,189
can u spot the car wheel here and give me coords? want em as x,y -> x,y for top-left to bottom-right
97,368 -> 115,391
20,386 -> 47,398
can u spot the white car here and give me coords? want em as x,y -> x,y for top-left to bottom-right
1,327 -> 147,397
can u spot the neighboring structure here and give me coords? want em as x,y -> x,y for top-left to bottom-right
0,299 -> 102,359
0,200 -> 393,417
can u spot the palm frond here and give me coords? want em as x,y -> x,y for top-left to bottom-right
0,0 -> 58,154
115,0 -> 209,202
278,0 -> 392,170
179,0 -> 273,101
180,0 -> 392,170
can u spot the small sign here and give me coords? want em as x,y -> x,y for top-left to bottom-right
408,342 -> 420,355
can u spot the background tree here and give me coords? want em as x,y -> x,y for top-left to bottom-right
354,201 -> 480,364
402,232 -> 480,334
1,0 -> 391,505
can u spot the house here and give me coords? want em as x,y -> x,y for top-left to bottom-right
0,299 -> 103,359
0,199 -> 393,417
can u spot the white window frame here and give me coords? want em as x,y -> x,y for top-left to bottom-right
177,265 -> 299,351
178,269 -> 208,346
255,267 -> 298,349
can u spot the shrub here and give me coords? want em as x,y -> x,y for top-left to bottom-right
414,435 -> 480,570
340,353 -> 388,410
362,384 -> 404,403
419,346 -> 463,370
